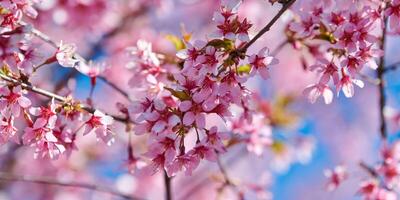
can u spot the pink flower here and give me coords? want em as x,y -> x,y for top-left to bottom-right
386,0 -> 400,32
205,126 -> 228,153
358,180 -> 396,200
0,86 -> 31,117
83,110 -> 114,146
309,59 -> 339,85
29,99 -> 57,129
166,154 -> 199,176
0,116 -> 18,145
303,83 -> 333,104
56,41 -> 79,68
334,24 -> 359,52
289,13 -> 318,37
75,61 -> 107,78
180,100 -> 207,129
16,45 -> 43,74
197,46 -> 218,76
22,119 -> 65,159
248,47 -> 278,80
336,71 -> 364,98
187,143 -> 218,162
324,165 -> 347,191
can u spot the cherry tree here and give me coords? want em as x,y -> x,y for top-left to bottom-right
0,0 -> 400,199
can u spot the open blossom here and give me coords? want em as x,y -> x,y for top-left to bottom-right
56,41 -> 79,67
180,100 -> 207,129
0,86 -> 31,117
13,45 -> 43,74
167,154 -> 199,176
212,0 -> 251,41
0,116 -> 18,144
386,0 -> 400,32
22,115 -> 65,159
75,61 -> 107,78
248,47 -> 278,80
303,83 -> 333,104
289,13 -> 318,37
83,110 -> 114,145
358,180 -> 397,200
336,71 -> 364,98
309,59 -> 339,85
334,24 -> 359,52
29,99 -> 57,128
324,165 -> 348,191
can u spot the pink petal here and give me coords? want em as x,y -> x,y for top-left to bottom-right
183,112 -> 195,126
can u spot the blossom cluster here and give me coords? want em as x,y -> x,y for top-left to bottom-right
125,0 -> 282,176
0,0 -> 115,159
287,0 -> 397,104
325,142 -> 400,200
0,0 -> 317,180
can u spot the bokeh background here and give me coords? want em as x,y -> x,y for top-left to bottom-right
1,0 -> 399,199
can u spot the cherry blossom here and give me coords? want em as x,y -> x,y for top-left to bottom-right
0,86 -> 31,117
55,41 -> 79,68
82,110 -> 114,146
248,47 -> 278,80
324,165 -> 348,191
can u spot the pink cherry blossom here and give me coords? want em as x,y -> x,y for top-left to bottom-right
386,0 -> 400,32
0,86 -> 31,117
303,83 -> 333,104
83,110 -> 114,145
56,41 -> 79,68
324,165 -> 347,191
248,47 -> 278,80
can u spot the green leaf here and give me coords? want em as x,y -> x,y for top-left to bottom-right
0,64 -> 11,76
165,34 -> 186,51
0,7 -> 10,15
237,64 -> 251,74
207,39 -> 234,51
164,87 -> 191,101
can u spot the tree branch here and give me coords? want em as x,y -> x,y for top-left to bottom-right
216,156 -> 234,187
359,162 -> 379,178
377,13 -> 388,139
239,0 -> 296,52
164,170 -> 172,200
383,61 -> 400,73
0,172 -> 144,200
22,23 -> 132,102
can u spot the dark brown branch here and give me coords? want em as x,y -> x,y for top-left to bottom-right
359,162 -> 379,178
377,14 -> 388,139
239,0 -> 296,52
164,170 -> 172,200
0,172 -> 143,200
383,61 -> 400,73
216,156 -> 234,186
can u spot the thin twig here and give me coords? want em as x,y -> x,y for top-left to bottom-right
359,162 -> 379,178
164,170 -> 172,200
383,61 -> 400,73
0,172 -> 144,200
216,156 -> 234,186
23,23 -> 131,102
358,73 -> 380,85
377,14 -> 388,139
239,0 -> 296,52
